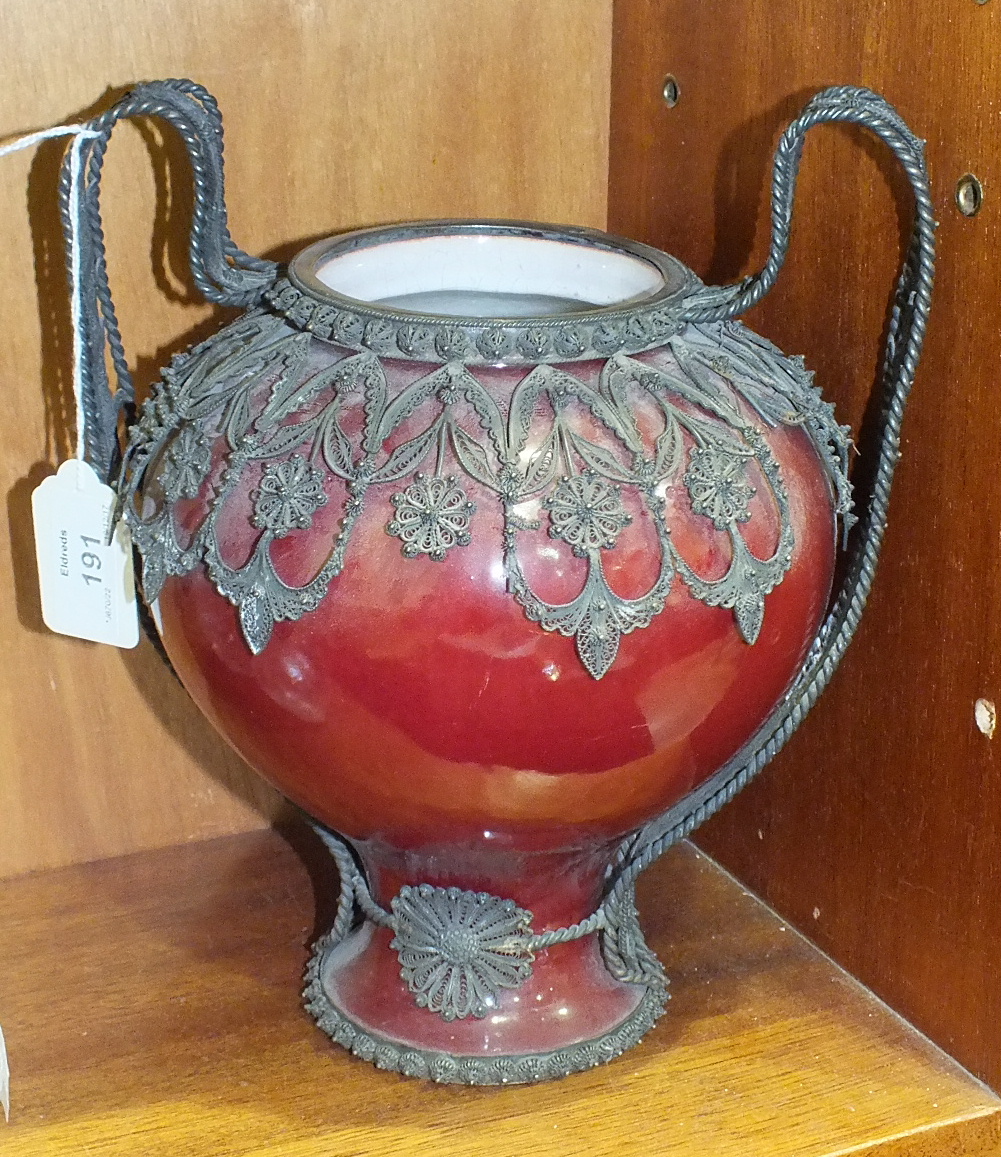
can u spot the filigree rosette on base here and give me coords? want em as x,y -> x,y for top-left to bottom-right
389,885 -> 535,1021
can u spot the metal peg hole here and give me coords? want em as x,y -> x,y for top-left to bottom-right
662,75 -> 680,108
956,173 -> 984,218
975,0 -> 990,7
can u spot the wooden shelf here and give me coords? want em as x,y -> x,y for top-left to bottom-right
2,828 -> 998,1156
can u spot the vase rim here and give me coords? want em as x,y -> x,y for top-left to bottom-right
273,220 -> 698,366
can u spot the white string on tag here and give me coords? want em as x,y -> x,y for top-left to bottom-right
1,124 -> 100,467
0,122 -> 96,157
5,122 -> 141,647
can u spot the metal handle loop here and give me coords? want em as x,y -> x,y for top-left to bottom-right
602,85 -> 936,910
57,79 -> 278,480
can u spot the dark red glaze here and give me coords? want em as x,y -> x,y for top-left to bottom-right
157,365 -> 835,870
152,336 -> 836,1057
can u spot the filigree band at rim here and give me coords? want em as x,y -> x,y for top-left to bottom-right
268,274 -> 693,368
278,221 -> 697,368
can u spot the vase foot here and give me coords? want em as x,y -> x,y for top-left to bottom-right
303,914 -> 669,1085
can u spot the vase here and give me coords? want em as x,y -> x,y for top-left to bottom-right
65,81 -> 934,1085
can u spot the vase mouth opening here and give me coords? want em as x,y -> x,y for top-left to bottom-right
291,222 -> 681,322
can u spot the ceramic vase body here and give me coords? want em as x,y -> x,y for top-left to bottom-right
124,222 -> 850,1081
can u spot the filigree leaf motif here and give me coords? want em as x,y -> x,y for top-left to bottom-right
318,405 -> 356,480
507,366 -> 550,457
222,384 -> 255,451
676,409 -> 752,459
730,525 -> 784,644
259,353 -> 349,432
567,431 -> 637,484
718,335 -> 795,419
651,408 -> 684,482
379,365 -> 452,443
370,422 -> 440,485
256,332 -> 312,429
182,316 -> 289,420
459,371 -> 508,460
597,357 -> 643,449
139,545 -> 167,603
521,428 -> 560,496
249,417 -> 319,461
620,349 -> 738,431
690,322 -> 812,425
546,367 -> 634,450
734,592 -> 765,646
711,323 -> 855,523
360,359 -> 390,454
667,339 -> 742,420
239,586 -> 275,655
576,603 -> 621,680
449,424 -> 498,491
607,355 -> 701,419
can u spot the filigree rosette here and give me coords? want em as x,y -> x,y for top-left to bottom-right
160,425 -> 212,503
683,446 -> 755,529
252,454 -> 327,535
544,472 -> 632,555
390,884 -> 535,1021
387,473 -> 475,561
121,310 -> 852,674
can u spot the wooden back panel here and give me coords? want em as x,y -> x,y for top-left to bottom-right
0,0 -> 612,877
609,0 -> 1001,1088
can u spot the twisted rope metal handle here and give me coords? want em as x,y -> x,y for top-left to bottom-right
603,85 -> 936,909
58,79 -> 278,480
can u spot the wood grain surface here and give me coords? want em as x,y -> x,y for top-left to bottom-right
0,0 -> 613,877
608,0 -> 1001,1090
2,829 -> 998,1156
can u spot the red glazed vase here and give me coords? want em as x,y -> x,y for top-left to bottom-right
123,220 -> 855,1083
39,74 -> 933,1088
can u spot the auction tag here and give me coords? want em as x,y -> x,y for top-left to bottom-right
0,1022 -> 9,1122
31,460 -> 139,648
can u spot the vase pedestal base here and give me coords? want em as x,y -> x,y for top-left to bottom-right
304,920 -> 668,1085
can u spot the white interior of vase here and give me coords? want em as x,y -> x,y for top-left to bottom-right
313,234 -> 667,317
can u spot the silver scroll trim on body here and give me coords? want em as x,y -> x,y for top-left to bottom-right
121,309 -> 853,678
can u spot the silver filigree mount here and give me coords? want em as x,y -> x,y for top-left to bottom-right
386,473 -> 475,561
122,254 -> 854,680
544,471 -> 632,556
390,884 -> 535,1021
276,221 -> 697,368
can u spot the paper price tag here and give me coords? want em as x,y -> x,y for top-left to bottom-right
31,460 -> 139,648
0,1022 -> 9,1123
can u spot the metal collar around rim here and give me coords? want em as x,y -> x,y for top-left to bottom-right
277,220 -> 699,366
